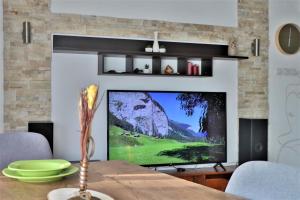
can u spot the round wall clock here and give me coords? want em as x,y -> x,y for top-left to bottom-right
276,23 -> 300,54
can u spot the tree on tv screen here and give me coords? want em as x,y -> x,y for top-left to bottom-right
176,93 -> 226,139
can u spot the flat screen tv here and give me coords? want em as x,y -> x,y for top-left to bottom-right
107,90 -> 227,166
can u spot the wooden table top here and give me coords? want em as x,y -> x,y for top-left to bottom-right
0,160 -> 244,200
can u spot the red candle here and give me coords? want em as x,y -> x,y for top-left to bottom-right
192,65 -> 199,76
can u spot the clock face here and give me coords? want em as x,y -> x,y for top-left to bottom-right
276,23 -> 300,54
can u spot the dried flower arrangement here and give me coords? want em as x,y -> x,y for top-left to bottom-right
79,84 -> 98,161
78,84 -> 99,200
48,84 -> 113,200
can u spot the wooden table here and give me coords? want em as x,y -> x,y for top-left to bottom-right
0,161 -> 244,200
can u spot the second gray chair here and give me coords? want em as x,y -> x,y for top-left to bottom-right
0,132 -> 52,170
226,161 -> 300,200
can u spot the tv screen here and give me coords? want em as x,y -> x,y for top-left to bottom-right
107,90 -> 227,166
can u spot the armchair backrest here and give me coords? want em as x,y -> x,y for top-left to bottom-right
0,132 -> 52,170
226,161 -> 300,200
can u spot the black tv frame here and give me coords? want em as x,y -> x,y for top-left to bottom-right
106,89 -> 227,167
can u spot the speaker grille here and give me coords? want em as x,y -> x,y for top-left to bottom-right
28,121 -> 53,152
239,118 -> 267,165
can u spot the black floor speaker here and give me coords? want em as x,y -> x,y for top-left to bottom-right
28,121 -> 53,153
239,118 -> 268,165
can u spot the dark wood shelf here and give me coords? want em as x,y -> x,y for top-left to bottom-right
54,48 -> 248,60
97,51 -> 249,60
101,72 -> 212,78
99,51 -> 212,59
214,55 -> 248,60
53,35 -> 249,77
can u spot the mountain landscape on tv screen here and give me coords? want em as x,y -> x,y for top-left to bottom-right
108,91 -> 226,165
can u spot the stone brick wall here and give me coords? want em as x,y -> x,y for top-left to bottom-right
3,0 -> 268,130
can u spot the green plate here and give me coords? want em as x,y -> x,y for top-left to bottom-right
8,159 -> 71,177
2,165 -> 78,183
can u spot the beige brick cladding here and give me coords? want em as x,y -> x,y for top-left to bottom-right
3,0 -> 268,130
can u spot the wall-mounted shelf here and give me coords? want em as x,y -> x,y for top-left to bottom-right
53,35 -> 248,77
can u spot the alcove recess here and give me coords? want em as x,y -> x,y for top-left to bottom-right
53,35 -> 248,77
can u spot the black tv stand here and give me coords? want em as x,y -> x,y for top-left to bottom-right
176,167 -> 186,172
168,164 -> 186,172
213,163 -> 226,172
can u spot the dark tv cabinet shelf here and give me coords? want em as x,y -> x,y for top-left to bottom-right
165,165 -> 237,191
53,35 -> 248,77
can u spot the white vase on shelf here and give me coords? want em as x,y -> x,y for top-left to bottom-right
152,31 -> 160,53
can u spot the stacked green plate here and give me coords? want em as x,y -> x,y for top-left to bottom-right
2,159 -> 78,183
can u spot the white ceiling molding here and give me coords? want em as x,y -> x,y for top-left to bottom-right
50,0 -> 238,27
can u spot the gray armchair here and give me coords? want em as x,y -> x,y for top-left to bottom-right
0,132 -> 52,170
226,161 -> 300,200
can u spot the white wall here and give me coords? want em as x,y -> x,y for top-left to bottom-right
0,0 -> 3,132
52,52 -> 239,165
50,0 -> 238,27
52,54 -> 100,161
269,0 -> 300,167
